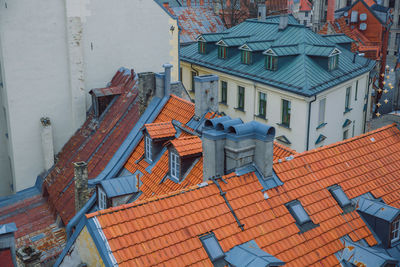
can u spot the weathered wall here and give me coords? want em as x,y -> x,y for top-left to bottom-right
0,0 -> 179,194
60,226 -> 105,267
182,61 -> 370,152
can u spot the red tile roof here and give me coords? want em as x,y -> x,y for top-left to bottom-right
87,124 -> 400,266
170,136 -> 202,157
43,68 -> 140,224
166,6 -> 226,43
123,95 -> 294,201
0,249 -> 13,267
144,121 -> 176,139
0,193 -> 66,264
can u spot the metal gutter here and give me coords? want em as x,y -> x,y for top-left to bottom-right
306,95 -> 317,150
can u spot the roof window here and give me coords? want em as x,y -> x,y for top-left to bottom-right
286,200 -> 318,232
170,151 -> 180,181
265,55 -> 278,71
328,53 -> 339,71
145,135 -> 152,161
328,185 -> 354,213
199,232 -> 225,264
218,46 -> 227,59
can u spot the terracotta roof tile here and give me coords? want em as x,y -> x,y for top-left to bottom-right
144,121 -> 176,139
86,124 -> 400,266
170,136 -> 202,157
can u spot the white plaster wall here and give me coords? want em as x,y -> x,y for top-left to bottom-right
0,0 -> 179,194
81,0 -> 179,106
182,61 -> 370,152
309,74 -> 369,149
0,0 -> 74,193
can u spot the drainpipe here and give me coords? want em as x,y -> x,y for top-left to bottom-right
306,95 -> 317,151
364,72 -> 372,133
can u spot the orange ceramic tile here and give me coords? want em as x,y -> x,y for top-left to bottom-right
144,121 -> 176,139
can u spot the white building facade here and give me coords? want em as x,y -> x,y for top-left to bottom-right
0,0 -> 179,195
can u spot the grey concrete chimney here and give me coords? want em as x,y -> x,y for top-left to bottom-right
40,117 -> 54,171
155,63 -> 173,99
258,4 -> 267,20
138,72 -> 156,114
194,75 -> 219,118
278,14 -> 289,31
74,161 -> 89,213
202,118 -> 275,180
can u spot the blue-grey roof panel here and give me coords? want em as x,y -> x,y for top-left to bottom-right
0,223 -> 17,235
225,240 -> 285,266
100,175 -> 139,198
321,34 -> 355,44
181,17 -> 375,97
357,197 -> 400,222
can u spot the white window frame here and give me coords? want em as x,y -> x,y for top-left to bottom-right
145,135 -> 152,161
170,152 -> 180,180
392,219 -> 400,243
98,187 -> 107,210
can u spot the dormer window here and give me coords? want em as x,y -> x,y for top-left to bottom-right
241,50 -> 252,65
286,200 -> 318,232
98,186 -> 107,210
391,219 -> 400,244
198,41 -> 207,54
170,151 -> 180,180
328,54 -> 339,71
218,46 -> 227,59
265,55 -> 278,70
145,135 -> 152,161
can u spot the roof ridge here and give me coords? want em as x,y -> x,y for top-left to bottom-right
169,94 -> 194,107
86,181 -> 212,219
274,123 -> 398,164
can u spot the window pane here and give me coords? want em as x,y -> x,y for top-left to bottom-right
343,130 -> 348,140
291,203 -> 311,225
259,92 -> 266,117
191,71 -> 196,92
221,81 -> 227,103
332,187 -> 351,207
345,87 -> 351,110
238,86 -> 245,109
282,99 -> 291,127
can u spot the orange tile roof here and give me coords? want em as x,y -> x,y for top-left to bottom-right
144,121 -> 176,139
123,95 -> 294,201
170,136 -> 202,157
87,124 -> 400,266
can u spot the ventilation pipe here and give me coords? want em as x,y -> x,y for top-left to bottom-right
40,117 -> 54,171
155,63 -> 173,99
74,161 -> 89,213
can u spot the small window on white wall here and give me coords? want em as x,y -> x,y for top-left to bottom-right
318,99 -> 326,126
98,187 -> 107,210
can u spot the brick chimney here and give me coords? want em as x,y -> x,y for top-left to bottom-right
194,75 -> 219,118
327,0 -> 335,22
202,117 -> 275,180
74,161 -> 89,213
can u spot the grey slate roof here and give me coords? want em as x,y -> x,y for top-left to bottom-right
357,197 -> 400,222
100,175 -> 139,198
225,240 -> 285,266
181,16 -> 375,97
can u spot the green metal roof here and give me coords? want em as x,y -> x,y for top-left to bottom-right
321,34 -> 355,44
219,36 -> 251,47
181,16 -> 375,97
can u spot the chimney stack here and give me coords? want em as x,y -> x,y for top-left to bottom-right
202,118 -> 275,180
74,161 -> 89,213
194,75 -> 219,118
155,63 -> 173,99
327,0 -> 335,22
258,4 -> 267,20
40,117 -> 54,171
278,14 -> 289,30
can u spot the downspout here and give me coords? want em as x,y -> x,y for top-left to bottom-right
364,71 -> 372,133
306,95 -> 317,151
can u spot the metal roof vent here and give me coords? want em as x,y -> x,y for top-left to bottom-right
359,23 -> 367,31
360,13 -> 367,21
351,11 -> 358,23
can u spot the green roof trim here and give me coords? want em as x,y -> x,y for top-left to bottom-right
181,16 -> 375,97
315,134 -> 327,145
321,34 -> 355,44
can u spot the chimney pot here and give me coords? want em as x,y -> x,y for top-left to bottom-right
74,161 -> 89,213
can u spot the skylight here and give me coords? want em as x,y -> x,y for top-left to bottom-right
199,233 -> 225,262
286,200 -> 318,232
328,185 -> 353,213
